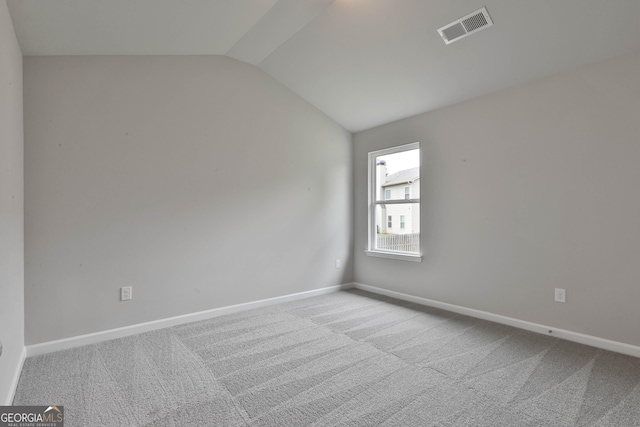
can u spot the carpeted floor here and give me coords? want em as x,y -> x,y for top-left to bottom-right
14,289 -> 640,426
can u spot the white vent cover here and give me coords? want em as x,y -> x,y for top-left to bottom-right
438,7 -> 493,45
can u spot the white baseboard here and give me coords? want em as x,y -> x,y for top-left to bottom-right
26,283 -> 353,358
5,346 -> 26,405
353,282 -> 640,359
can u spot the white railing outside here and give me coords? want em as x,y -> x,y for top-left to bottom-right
376,233 -> 419,253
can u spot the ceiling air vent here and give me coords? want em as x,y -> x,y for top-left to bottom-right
438,7 -> 493,45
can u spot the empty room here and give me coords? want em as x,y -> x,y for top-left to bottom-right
2,0 -> 640,425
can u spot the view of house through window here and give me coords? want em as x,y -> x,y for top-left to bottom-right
369,143 -> 420,256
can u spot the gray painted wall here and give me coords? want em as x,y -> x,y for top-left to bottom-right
0,0 -> 24,404
24,55 -> 353,345
354,50 -> 640,347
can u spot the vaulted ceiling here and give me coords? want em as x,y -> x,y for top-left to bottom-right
7,0 -> 640,132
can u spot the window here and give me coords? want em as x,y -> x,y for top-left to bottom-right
367,142 -> 421,261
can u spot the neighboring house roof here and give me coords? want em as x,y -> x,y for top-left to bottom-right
382,167 -> 420,187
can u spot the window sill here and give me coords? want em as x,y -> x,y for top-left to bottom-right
364,250 -> 422,262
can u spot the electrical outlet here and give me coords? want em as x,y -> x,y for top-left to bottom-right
335,259 -> 341,269
120,286 -> 132,301
554,288 -> 566,303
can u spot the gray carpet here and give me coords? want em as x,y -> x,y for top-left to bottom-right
14,289 -> 640,426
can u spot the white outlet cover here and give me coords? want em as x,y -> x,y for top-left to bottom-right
120,286 -> 132,301
554,288 -> 566,303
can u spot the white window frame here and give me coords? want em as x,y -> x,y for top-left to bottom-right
366,142 -> 422,262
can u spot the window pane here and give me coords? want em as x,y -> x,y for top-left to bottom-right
375,148 -> 419,202
374,203 -> 419,254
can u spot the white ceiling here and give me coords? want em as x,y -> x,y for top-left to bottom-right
7,0 -> 640,132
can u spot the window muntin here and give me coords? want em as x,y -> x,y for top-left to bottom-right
368,142 -> 420,259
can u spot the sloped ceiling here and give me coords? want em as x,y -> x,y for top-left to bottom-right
7,0 -> 640,132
